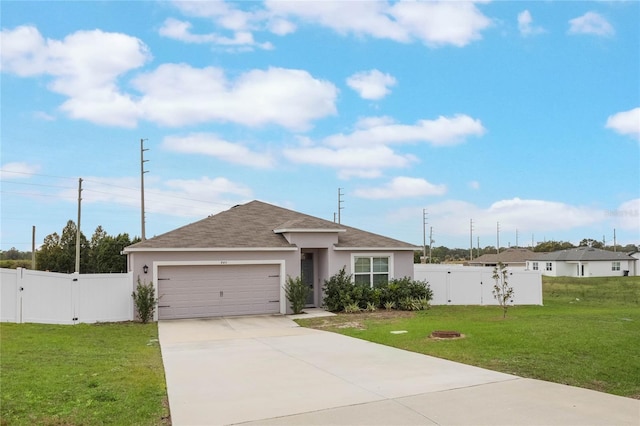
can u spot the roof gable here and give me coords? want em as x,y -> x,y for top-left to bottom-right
126,200 -> 417,250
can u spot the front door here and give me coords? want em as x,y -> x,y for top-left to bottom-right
301,253 -> 314,305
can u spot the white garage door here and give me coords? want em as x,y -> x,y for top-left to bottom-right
157,264 -> 281,320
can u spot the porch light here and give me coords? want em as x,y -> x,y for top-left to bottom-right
143,265 -> 149,274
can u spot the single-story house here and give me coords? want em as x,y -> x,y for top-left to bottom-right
124,200 -> 418,320
467,248 -> 535,268
525,247 -> 638,277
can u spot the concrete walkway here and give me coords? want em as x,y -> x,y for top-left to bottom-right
158,315 -> 639,426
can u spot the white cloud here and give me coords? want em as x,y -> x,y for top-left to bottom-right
283,145 -> 417,179
389,1 -> 492,47
59,176 -> 252,218
133,65 -> 337,130
347,69 -> 397,100
0,162 -> 41,179
605,107 -> 640,140
324,114 -> 486,147
518,10 -> 545,37
391,198 -> 603,242
162,133 -> 274,168
469,181 -> 481,190
0,26 -> 150,127
1,26 -> 338,130
159,18 -> 273,50
568,12 -> 614,36
354,176 -> 447,199
609,199 -> 640,231
265,0 -> 492,47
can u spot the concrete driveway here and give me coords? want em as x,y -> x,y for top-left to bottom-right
159,315 -> 639,426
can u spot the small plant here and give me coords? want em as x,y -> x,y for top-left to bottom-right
365,301 -> 377,312
344,303 -> 361,313
131,277 -> 158,323
285,275 -> 310,314
416,297 -> 430,310
384,301 -> 396,310
492,262 -> 515,319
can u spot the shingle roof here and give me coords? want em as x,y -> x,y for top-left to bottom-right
468,248 -> 535,264
126,200 -> 418,250
529,247 -> 635,261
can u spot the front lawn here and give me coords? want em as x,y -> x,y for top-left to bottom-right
0,322 -> 169,425
297,276 -> 640,398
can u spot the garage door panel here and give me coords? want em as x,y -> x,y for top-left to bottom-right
157,264 -> 281,320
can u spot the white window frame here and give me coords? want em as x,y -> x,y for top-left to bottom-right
612,261 -> 620,271
546,262 -> 553,271
532,262 -> 539,271
351,253 -> 394,287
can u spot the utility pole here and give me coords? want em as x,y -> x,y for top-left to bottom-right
337,188 -> 344,224
613,228 -> 617,252
141,139 -> 149,240
515,228 -> 519,248
469,219 -> 474,261
422,209 -> 428,263
496,221 -> 500,256
477,236 -> 480,259
75,178 -> 83,273
429,226 -> 434,263
31,226 -> 36,269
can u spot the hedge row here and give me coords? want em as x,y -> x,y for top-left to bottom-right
322,267 -> 433,312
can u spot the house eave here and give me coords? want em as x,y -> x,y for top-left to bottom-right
123,246 -> 298,253
274,228 -> 346,234
333,246 -> 418,251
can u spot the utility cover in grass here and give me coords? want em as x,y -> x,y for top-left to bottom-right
390,330 -> 408,334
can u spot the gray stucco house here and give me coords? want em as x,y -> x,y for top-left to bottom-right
124,200 -> 418,320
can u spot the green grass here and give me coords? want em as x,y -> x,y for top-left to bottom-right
297,276 -> 640,398
0,322 -> 169,425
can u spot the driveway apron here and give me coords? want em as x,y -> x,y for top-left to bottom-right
158,316 -> 639,426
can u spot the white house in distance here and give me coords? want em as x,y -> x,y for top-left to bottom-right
525,247 -> 638,277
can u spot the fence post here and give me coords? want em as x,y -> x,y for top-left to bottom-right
15,268 -> 24,323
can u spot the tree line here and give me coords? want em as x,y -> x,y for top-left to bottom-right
414,239 -> 639,263
2,223 -> 638,271
0,220 -> 139,273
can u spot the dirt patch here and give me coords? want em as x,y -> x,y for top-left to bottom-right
301,310 -> 416,330
336,321 -> 366,330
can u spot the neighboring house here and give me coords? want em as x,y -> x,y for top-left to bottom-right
124,200 -> 418,320
525,247 -> 638,277
467,248 -> 535,268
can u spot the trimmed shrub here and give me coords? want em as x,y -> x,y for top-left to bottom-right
285,275 -> 310,314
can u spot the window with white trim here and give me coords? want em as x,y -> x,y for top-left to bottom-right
532,262 -> 539,271
612,261 -> 620,271
354,256 -> 389,287
546,262 -> 553,271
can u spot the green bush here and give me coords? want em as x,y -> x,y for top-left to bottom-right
285,275 -> 310,314
323,269 -> 432,312
323,267 -> 354,311
131,278 -> 158,323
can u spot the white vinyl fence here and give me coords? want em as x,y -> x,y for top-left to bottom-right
1,268 -> 134,324
414,265 -> 543,305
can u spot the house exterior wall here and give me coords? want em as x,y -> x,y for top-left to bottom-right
536,259 -> 636,277
128,250 -> 299,285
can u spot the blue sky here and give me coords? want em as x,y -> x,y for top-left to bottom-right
1,0 -> 639,253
